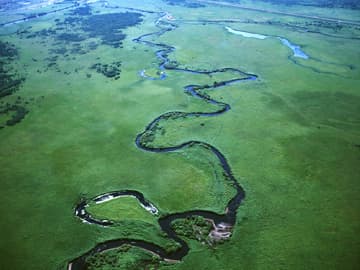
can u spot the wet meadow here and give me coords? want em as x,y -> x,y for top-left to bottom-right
0,0 -> 359,269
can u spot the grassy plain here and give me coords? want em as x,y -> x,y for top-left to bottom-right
0,0 -> 359,270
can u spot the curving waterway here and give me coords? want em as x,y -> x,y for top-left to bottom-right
68,11 -> 258,270
225,26 -> 309,59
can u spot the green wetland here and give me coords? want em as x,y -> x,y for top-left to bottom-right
0,0 -> 359,269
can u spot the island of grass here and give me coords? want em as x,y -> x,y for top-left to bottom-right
0,1 -> 359,270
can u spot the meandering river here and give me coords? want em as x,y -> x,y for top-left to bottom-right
68,10 -> 257,270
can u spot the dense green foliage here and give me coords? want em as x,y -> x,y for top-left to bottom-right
86,245 -> 160,270
0,40 -> 27,127
172,216 -> 212,243
0,0 -> 359,269
82,12 -> 143,47
0,40 -> 20,98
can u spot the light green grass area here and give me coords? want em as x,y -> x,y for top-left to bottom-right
87,196 -> 160,224
0,0 -> 359,270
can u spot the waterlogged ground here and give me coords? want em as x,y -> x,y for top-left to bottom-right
0,0 -> 359,269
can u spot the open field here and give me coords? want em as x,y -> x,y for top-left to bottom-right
0,0 -> 359,269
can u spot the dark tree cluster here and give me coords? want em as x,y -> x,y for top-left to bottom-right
85,245 -> 159,270
90,61 -> 122,79
81,12 -> 143,48
0,41 -> 29,128
69,5 -> 92,16
56,33 -> 86,42
164,60 -> 179,69
62,16 -> 83,26
0,67 -> 23,98
22,11 -> 143,77
0,41 -> 23,98
0,41 -> 18,58
171,216 -> 212,242
0,104 -> 28,126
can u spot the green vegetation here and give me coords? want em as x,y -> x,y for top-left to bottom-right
0,0 -> 359,270
90,61 -> 122,79
87,196 -> 160,225
171,216 -> 212,243
0,40 -> 27,127
86,245 -> 161,270
81,12 -> 143,48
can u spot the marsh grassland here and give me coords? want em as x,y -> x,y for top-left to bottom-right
0,0 -> 359,269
